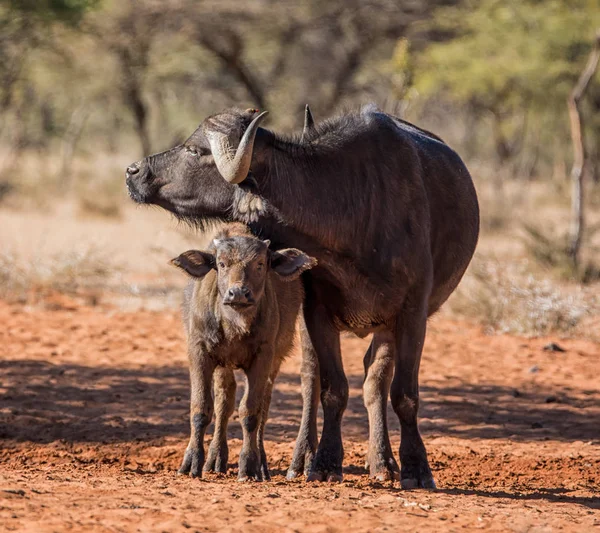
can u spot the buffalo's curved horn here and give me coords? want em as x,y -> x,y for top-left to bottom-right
207,111 -> 269,184
302,104 -> 315,141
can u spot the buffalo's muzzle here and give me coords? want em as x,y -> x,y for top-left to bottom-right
125,161 -> 153,203
126,163 -> 140,176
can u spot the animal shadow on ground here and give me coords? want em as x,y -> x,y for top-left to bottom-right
1,360 -> 598,445
437,488 -> 600,510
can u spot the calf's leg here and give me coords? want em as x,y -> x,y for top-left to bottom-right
257,359 -> 282,482
390,292 -> 436,489
287,315 -> 320,479
204,366 -> 236,474
238,347 -> 272,482
363,331 -> 400,481
179,351 -> 215,478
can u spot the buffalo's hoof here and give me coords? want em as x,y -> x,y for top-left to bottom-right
178,447 -> 204,478
400,475 -> 436,489
306,471 -> 343,483
203,441 -> 228,474
306,458 -> 343,482
306,469 -> 343,483
238,449 -> 262,482
306,445 -> 343,482
400,456 -> 436,489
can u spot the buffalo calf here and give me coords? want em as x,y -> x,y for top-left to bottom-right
172,224 -> 316,481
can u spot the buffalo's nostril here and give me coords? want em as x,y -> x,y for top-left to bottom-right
126,164 -> 140,175
227,289 -> 236,298
242,287 -> 251,298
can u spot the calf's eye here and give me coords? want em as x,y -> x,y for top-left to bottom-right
186,146 -> 199,156
218,261 -> 225,268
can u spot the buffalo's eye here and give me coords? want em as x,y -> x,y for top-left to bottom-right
256,262 -> 265,271
185,146 -> 199,156
218,261 -> 226,269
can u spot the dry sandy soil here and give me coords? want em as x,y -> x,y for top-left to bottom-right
1,299 -> 598,532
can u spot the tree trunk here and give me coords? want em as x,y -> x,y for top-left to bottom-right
567,30 -> 600,269
60,103 -> 90,191
124,78 -> 151,156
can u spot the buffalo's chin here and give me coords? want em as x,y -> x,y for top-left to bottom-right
126,177 -> 154,204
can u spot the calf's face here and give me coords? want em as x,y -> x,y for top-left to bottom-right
171,236 -> 316,312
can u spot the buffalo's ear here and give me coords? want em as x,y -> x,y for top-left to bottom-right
270,249 -> 317,281
170,250 -> 215,279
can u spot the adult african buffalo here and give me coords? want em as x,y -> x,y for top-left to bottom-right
125,104 -> 479,488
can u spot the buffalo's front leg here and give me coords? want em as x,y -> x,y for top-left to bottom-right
238,347 -> 271,482
204,366 -> 236,474
391,292 -> 436,489
287,314 -> 320,479
303,297 -> 347,483
363,331 -> 400,481
179,351 -> 215,478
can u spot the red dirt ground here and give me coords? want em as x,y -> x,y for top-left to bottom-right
1,299 -> 599,532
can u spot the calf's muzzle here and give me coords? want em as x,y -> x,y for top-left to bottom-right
223,286 -> 253,306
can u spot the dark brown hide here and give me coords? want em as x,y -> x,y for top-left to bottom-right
127,104 -> 479,486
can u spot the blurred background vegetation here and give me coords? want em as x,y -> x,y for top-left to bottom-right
1,0 -> 599,334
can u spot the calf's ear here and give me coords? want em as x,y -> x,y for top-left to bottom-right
270,249 -> 317,281
170,250 -> 215,278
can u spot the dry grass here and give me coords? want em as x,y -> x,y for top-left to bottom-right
76,176 -> 124,219
1,150 -> 600,335
521,223 -> 600,283
446,256 -> 595,336
0,246 -> 118,304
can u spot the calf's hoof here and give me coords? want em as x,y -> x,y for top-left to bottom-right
178,447 -> 204,478
286,448 -> 315,480
367,452 -> 401,482
260,460 -> 271,482
237,471 -> 264,482
371,464 -> 401,482
203,442 -> 228,474
286,469 -> 301,480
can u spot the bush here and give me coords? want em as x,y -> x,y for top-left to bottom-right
447,257 -> 592,336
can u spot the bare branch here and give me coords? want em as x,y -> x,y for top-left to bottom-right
568,30 -> 600,267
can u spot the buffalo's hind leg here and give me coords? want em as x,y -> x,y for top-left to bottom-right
391,292 -> 436,490
363,331 -> 400,481
204,366 -> 236,474
287,315 -> 320,480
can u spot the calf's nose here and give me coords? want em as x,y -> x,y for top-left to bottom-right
223,286 -> 253,305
